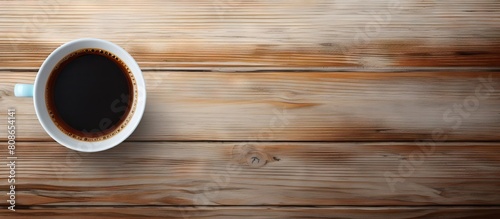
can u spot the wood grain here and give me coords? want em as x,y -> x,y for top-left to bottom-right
2,207 -> 500,219
1,0 -> 500,216
1,70 -> 499,141
1,142 -> 499,206
1,0 -> 499,68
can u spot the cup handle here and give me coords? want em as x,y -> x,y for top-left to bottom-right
14,84 -> 34,97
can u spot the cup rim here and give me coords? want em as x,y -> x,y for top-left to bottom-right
34,38 -> 146,152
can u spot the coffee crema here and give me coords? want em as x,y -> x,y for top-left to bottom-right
45,48 -> 137,142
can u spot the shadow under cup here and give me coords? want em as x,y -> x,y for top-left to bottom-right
45,48 -> 138,142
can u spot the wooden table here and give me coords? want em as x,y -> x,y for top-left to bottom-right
1,0 -> 500,218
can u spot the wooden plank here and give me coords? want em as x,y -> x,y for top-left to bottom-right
1,71 -> 499,141
0,142 -> 499,206
1,0 -> 499,68
2,207 -> 500,219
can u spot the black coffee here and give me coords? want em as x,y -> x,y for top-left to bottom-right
46,49 -> 135,141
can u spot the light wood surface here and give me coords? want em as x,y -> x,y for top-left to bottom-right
0,0 -> 499,68
0,142 -> 499,206
1,0 -> 499,218
1,70 -> 499,141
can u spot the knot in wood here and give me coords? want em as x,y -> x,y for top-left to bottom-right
246,151 -> 267,168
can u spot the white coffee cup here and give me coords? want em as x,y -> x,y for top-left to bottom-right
15,38 -> 146,152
